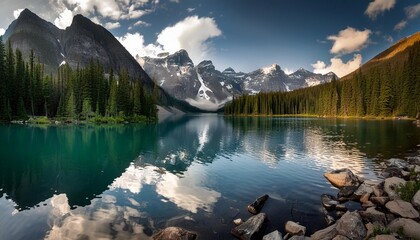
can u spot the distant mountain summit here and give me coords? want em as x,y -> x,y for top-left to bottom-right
142,51 -> 337,110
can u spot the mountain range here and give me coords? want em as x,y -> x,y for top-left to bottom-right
2,9 -> 339,112
141,51 -> 337,110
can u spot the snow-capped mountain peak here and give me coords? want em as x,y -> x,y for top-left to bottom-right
261,64 -> 280,75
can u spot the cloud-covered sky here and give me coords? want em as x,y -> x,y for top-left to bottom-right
0,0 -> 419,77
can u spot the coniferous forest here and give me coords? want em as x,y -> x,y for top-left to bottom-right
225,41 -> 420,118
0,37 -> 157,123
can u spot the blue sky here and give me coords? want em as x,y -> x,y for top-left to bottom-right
0,0 -> 420,77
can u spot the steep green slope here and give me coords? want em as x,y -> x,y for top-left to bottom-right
225,32 -> 420,118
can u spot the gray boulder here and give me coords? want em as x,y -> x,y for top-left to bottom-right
359,207 -> 387,225
335,211 -> 366,240
385,200 -> 419,218
411,190 -> 420,209
311,224 -> 337,240
354,182 -> 374,197
324,169 -> 360,188
152,227 -> 197,240
388,218 -> 420,239
384,177 -> 406,200
285,221 -> 306,236
231,213 -> 266,240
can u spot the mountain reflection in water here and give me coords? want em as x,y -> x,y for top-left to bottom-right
0,115 -> 419,239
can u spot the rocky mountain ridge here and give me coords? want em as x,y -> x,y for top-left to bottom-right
141,50 -> 338,110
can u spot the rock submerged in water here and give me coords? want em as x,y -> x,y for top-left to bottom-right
152,227 -> 197,240
321,194 -> 338,210
231,213 -> 266,240
247,194 -> 269,214
324,168 -> 360,188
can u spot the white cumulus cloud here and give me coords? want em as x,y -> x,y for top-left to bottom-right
394,20 -> 407,31
133,20 -> 151,27
0,28 -> 5,36
365,0 -> 396,20
405,3 -> 420,19
283,68 -> 294,75
117,32 -> 163,59
312,54 -> 362,78
156,15 -> 222,63
104,22 -> 121,30
327,27 -> 371,55
13,9 -> 24,19
54,8 -> 73,29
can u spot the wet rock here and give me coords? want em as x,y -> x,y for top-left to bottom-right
382,166 -> 403,178
415,165 -> 420,173
354,182 -> 373,198
359,207 -> 387,225
384,177 -> 406,200
335,204 -> 347,212
374,235 -> 397,240
338,186 -> 358,198
247,194 -> 269,214
324,169 -> 360,188
233,218 -> 244,226
407,156 -> 420,165
285,221 -> 306,236
321,207 -> 336,225
388,218 -> 420,239
332,235 -> 349,240
321,194 -> 339,210
411,190 -> 420,209
371,196 -> 389,206
231,213 -> 266,240
152,227 -> 197,240
335,211 -> 366,240
386,158 -> 409,169
311,223 -> 337,240
262,230 -> 283,240
385,200 -> 419,218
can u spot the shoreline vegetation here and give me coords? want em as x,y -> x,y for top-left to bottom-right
0,37 -> 158,124
225,39 -> 420,119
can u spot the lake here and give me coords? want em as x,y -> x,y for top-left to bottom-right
0,115 -> 419,239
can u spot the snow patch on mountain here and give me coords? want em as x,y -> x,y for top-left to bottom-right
196,70 -> 212,100
262,64 -> 278,74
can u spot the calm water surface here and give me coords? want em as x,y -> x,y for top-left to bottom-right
0,115 -> 419,239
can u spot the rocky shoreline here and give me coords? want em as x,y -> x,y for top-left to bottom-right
151,149 -> 420,240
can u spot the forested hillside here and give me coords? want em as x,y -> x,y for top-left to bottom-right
225,34 -> 420,118
0,37 -> 157,122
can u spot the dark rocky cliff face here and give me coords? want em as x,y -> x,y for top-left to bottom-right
4,9 -> 153,90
